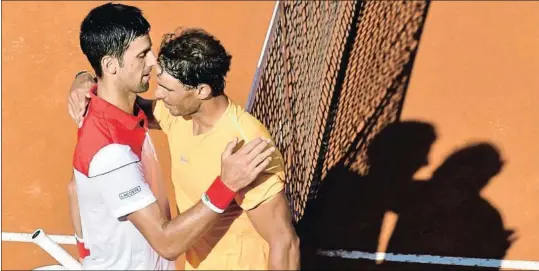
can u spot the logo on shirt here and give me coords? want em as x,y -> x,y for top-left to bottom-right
119,186 -> 141,200
179,155 -> 189,164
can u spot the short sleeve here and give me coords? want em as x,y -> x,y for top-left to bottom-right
89,144 -> 156,218
154,100 -> 173,134
235,142 -> 285,210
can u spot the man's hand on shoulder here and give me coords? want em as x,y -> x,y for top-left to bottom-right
220,137 -> 275,192
68,71 -> 95,125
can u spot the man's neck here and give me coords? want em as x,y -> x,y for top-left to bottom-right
191,95 -> 229,136
96,79 -> 137,115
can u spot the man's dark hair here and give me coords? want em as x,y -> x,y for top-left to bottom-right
80,3 -> 150,78
158,28 -> 232,96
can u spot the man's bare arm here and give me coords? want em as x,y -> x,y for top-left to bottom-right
247,191 -> 300,270
128,138 -> 276,261
67,179 -> 83,238
67,179 -> 87,263
128,200 -> 217,260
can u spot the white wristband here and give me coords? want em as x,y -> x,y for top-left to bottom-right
201,192 -> 225,213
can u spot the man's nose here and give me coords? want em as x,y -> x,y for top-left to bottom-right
146,51 -> 157,67
155,86 -> 165,99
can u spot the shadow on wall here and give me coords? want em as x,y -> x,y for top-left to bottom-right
300,121 -> 516,270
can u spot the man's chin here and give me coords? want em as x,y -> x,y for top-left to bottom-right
169,110 -> 182,117
135,83 -> 150,93
168,108 -> 189,118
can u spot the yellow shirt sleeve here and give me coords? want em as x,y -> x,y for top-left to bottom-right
233,112 -> 286,210
154,100 -> 173,134
235,145 -> 285,210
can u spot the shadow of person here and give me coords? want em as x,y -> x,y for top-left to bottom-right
300,121 -> 437,270
382,142 -> 516,270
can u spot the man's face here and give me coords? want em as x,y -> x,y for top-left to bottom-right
117,35 -> 156,93
155,65 -> 201,117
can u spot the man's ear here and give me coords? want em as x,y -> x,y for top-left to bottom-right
196,84 -> 212,100
101,55 -> 118,75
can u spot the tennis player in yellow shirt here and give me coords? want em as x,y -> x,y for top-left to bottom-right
69,27 -> 299,270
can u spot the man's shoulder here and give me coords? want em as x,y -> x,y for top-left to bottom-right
73,114 -> 143,177
231,103 -> 272,139
73,114 -> 113,176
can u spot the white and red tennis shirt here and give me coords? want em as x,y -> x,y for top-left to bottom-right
72,88 -> 172,270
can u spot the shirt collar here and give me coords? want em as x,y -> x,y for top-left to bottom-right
88,85 -> 147,130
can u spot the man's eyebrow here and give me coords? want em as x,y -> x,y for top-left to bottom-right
158,83 -> 171,91
138,46 -> 152,55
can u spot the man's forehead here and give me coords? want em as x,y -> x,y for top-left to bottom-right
156,68 -> 177,85
127,35 -> 152,50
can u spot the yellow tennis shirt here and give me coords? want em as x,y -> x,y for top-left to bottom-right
154,98 -> 285,270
